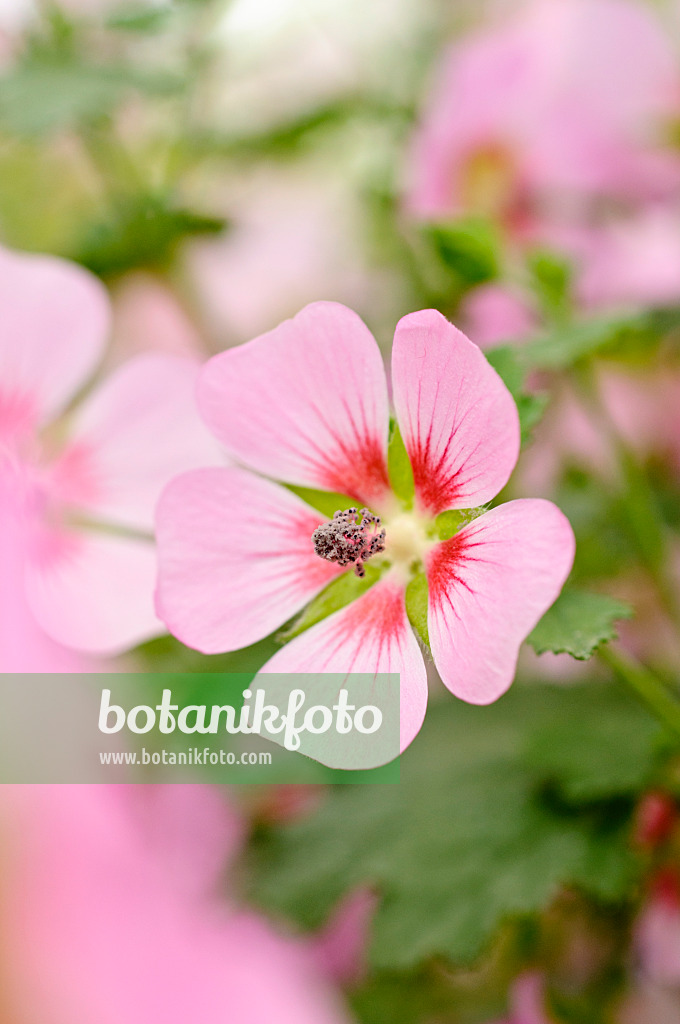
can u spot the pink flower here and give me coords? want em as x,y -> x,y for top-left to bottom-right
313,888 -> 377,987
108,272 -> 208,367
0,245 -> 220,663
156,302 -> 574,752
569,208 -> 680,311
0,784 -> 351,1024
407,0 -> 680,311
408,0 -> 680,222
635,869 -> 680,986
488,973 -> 553,1024
461,283 -> 537,348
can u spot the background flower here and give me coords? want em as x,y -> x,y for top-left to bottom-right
0,246 -> 220,663
0,784 -> 352,1024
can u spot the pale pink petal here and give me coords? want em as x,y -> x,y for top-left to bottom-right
155,467 -> 343,654
462,284 -> 536,349
313,888 -> 377,986
510,973 -> 551,1024
576,207 -> 680,310
1,785 -> 350,1024
635,872 -> 680,986
259,577 -> 428,754
58,354 -> 223,531
484,972 -> 551,1024
109,273 -> 207,365
0,476 -> 98,672
0,247 -> 109,425
197,301 -> 391,507
122,784 -> 246,900
25,528 -> 161,654
405,20 -> 543,218
391,309 -> 520,515
427,499 -> 575,704
406,0 -> 680,219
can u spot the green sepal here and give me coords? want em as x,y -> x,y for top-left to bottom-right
387,420 -> 414,508
280,564 -> 383,642
285,486 -> 357,518
432,509 -> 466,541
405,572 -> 430,649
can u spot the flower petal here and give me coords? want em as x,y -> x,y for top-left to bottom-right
155,467 -> 343,654
392,309 -> 520,515
427,499 -> 575,704
1,786 -> 351,1024
0,478 -> 99,671
25,529 -> 161,654
0,246 -> 109,425
259,577 -> 428,755
58,354 -> 223,532
197,301 -> 391,507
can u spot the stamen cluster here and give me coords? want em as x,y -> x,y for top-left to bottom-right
312,507 -> 386,578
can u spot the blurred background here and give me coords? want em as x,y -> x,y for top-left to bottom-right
1,0 -> 680,1021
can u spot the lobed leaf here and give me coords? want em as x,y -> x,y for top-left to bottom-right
247,685 -> 654,970
527,589 -> 633,661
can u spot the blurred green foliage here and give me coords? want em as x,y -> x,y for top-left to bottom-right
247,684 -> 661,969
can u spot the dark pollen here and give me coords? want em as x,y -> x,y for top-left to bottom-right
312,507 -> 386,578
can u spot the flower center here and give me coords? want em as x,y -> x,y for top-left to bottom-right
312,507 -> 386,578
382,513 -> 431,569
312,507 -> 434,581
458,143 -> 526,227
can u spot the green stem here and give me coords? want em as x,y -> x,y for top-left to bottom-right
599,645 -> 680,740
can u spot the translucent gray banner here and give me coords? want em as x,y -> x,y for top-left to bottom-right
0,673 -> 401,783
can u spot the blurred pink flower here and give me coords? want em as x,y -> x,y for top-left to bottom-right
187,171 -> 376,346
544,208 -> 680,312
407,0 -> 680,311
156,302 -> 574,752
0,246 -> 220,661
635,869 -> 680,986
0,784 -> 352,1024
489,973 -> 552,1024
461,283 -> 537,348
516,364 -> 680,503
632,792 -> 677,851
108,273 -> 208,367
313,888 -> 377,987
409,0 -> 680,220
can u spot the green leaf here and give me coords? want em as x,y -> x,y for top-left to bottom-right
404,572 -> 429,648
279,565 -> 382,641
74,196 -> 225,276
522,316 -> 644,370
0,57 -> 179,136
527,589 -> 634,661
522,686 -> 662,803
526,247 -> 573,322
424,217 -> 500,287
485,345 -> 548,443
247,685 -> 648,970
285,486 -> 357,518
106,5 -> 173,32
387,421 -> 414,507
